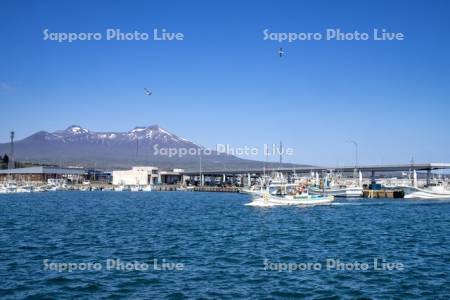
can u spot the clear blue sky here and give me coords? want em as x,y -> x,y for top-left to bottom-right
1,0 -> 449,165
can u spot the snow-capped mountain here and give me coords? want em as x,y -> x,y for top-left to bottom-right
0,125 -> 301,170
25,125 -> 199,147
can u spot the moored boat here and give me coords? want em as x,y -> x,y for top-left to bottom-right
142,185 -> 152,192
130,185 -> 141,192
308,185 -> 363,197
114,185 -> 131,192
403,184 -> 450,199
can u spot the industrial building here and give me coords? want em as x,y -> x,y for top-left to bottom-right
112,166 -> 159,186
112,166 -> 184,186
0,166 -> 86,183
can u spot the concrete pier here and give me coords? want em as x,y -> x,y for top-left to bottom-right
363,190 -> 404,198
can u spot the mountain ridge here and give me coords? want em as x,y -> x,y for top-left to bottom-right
0,125 -> 307,171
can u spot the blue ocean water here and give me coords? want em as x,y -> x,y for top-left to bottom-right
0,192 -> 450,299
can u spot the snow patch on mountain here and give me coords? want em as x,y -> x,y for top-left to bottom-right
66,125 -> 89,134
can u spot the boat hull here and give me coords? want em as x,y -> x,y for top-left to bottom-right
404,187 -> 450,199
246,194 -> 334,207
309,186 -> 363,197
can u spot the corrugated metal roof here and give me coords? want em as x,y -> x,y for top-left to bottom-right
0,167 -> 86,175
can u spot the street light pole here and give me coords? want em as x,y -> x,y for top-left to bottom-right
199,155 -> 203,186
346,140 -> 358,178
9,131 -> 14,170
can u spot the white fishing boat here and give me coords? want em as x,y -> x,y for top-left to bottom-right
308,185 -> 363,197
46,185 -> 58,192
401,169 -> 450,199
142,185 -> 152,192
34,186 -> 47,192
241,185 -> 263,195
308,171 -> 363,197
246,192 -> 334,207
114,185 -> 131,192
4,181 -> 18,193
403,184 -> 450,199
17,185 -> 33,193
130,185 -> 141,192
246,181 -> 334,207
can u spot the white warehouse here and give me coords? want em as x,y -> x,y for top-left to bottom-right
112,166 -> 184,186
112,166 -> 159,186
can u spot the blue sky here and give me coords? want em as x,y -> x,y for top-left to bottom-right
1,0 -> 449,165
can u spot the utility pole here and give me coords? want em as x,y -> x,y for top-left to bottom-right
346,140 -> 358,178
199,155 -> 203,186
409,156 -> 415,184
9,131 -> 14,169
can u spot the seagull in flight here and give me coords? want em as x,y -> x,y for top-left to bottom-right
278,47 -> 284,58
144,88 -> 152,96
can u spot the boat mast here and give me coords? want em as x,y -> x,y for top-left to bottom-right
279,140 -> 283,165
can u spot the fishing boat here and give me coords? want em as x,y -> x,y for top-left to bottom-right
46,185 -> 58,192
403,183 -> 450,199
130,185 -> 141,192
0,183 -> 8,193
308,185 -> 363,197
308,170 -> 363,197
241,185 -> 263,195
142,185 -> 152,192
34,186 -> 47,192
246,182 -> 334,207
401,169 -> 450,199
246,191 -> 334,207
114,185 -> 131,192
17,185 -> 33,193
4,181 -> 18,193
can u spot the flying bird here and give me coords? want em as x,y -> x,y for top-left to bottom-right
278,47 -> 284,58
144,88 -> 152,96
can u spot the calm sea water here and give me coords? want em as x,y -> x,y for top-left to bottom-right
1,192 -> 450,299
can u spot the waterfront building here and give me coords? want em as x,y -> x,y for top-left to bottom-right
112,166 -> 160,186
86,169 -> 112,183
159,169 -> 185,185
112,166 -> 184,186
0,166 -> 86,183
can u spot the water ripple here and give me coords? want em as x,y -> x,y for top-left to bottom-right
0,192 -> 450,298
